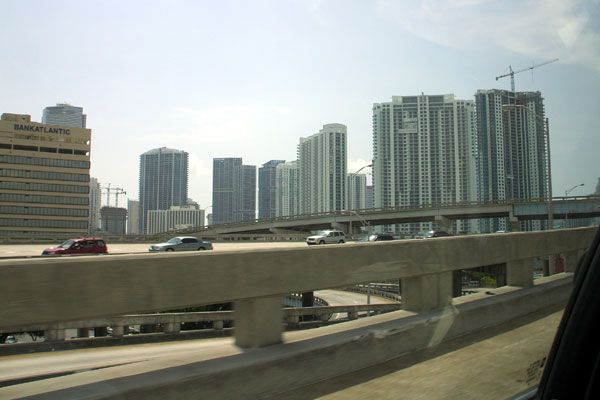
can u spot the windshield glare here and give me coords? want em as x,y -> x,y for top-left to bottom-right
166,238 -> 181,244
58,240 -> 75,249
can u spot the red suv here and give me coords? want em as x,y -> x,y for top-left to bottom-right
42,238 -> 108,256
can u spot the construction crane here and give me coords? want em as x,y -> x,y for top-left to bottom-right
496,58 -> 558,92
102,183 -> 127,208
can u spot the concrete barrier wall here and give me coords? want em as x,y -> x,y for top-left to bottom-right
18,274 -> 573,400
0,227 -> 595,347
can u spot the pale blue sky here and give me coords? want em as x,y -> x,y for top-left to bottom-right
1,0 -> 599,208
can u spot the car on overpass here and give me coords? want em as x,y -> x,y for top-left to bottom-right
149,236 -> 213,252
41,238 -> 108,256
418,230 -> 452,239
358,233 -> 395,242
306,230 -> 346,245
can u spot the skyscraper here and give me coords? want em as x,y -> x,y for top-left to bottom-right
89,177 -> 102,232
138,147 -> 189,233
0,113 -> 91,237
346,174 -> 367,210
258,160 -> 285,220
275,161 -> 299,217
212,158 -> 256,224
475,89 -> 548,231
372,95 -> 477,234
42,103 -> 86,128
298,123 -> 347,214
127,199 -> 139,234
366,185 -> 374,209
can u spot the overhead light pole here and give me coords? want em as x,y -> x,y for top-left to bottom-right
564,184 -> 584,228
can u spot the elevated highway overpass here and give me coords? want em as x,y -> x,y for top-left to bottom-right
0,226 -> 596,398
196,196 -> 600,234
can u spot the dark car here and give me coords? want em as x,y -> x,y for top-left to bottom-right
358,233 -> 395,242
420,230 -> 452,238
42,238 -> 108,256
149,236 -> 213,252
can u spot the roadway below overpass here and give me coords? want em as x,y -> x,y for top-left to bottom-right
0,296 -> 563,399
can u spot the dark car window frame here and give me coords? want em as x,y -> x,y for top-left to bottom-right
535,226 -> 600,399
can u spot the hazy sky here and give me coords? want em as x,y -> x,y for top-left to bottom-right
1,0 -> 599,208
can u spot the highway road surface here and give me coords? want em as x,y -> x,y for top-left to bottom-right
0,241 -> 309,258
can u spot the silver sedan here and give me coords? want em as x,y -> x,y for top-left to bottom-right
149,236 -> 213,252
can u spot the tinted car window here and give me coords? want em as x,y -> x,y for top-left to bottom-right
182,238 -> 198,243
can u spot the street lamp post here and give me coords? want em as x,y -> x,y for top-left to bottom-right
349,164 -> 373,315
564,184 -> 584,228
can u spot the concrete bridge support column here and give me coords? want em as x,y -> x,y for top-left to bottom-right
164,323 -> 180,334
112,326 -> 125,337
213,320 -> 224,330
509,218 -> 521,232
401,271 -> 453,313
77,328 -> 90,338
547,255 -> 559,275
94,327 -> 108,337
45,328 -> 65,341
435,216 -> 452,232
234,296 -> 282,348
506,258 -> 533,287
563,250 -> 583,273
331,222 -> 352,236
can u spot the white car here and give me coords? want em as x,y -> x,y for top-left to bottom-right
306,230 -> 346,245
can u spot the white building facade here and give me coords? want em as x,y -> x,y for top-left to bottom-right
89,178 -> 102,233
275,160 -> 299,217
372,95 -> 478,234
298,123 -> 347,214
345,173 -> 367,210
146,205 -> 205,234
127,199 -> 139,235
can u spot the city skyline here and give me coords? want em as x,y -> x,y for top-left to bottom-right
1,1 -> 598,210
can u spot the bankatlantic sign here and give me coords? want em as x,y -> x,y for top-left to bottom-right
13,124 -> 71,135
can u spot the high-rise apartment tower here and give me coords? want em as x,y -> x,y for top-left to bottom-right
275,160 -> 299,217
475,89 -> 548,231
212,158 -> 256,224
138,147 -> 189,233
298,123 -> 347,214
258,160 -> 285,220
372,95 -> 478,234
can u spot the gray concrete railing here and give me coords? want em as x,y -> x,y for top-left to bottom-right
0,304 -> 401,343
0,227 -> 595,348
343,285 -> 402,302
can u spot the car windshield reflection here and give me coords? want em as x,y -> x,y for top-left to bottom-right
59,240 -> 75,249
